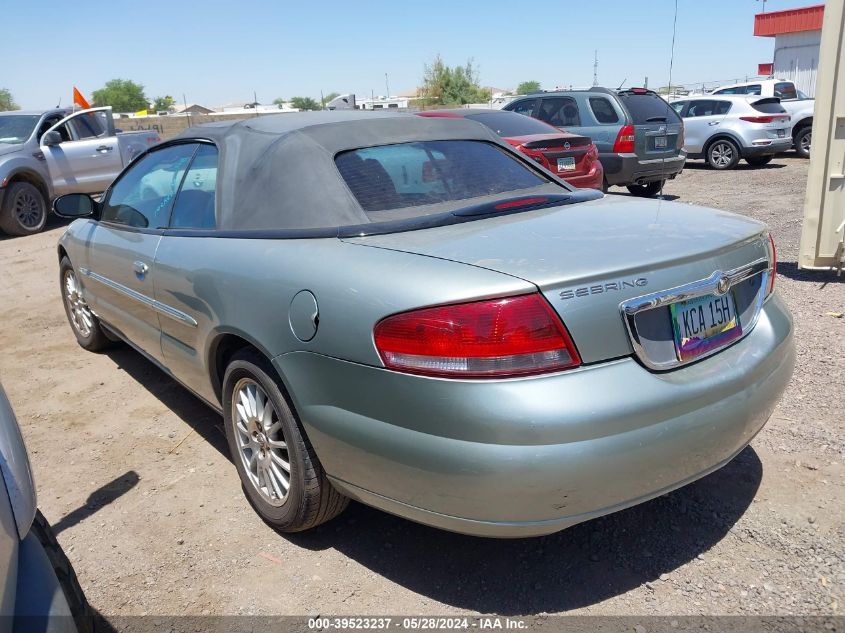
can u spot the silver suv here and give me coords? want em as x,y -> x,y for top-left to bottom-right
669,96 -> 792,169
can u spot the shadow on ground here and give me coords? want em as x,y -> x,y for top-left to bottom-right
0,213 -> 71,241
52,471 -> 140,536
103,345 -> 763,615
103,347 -> 229,458
777,261 -> 844,286
682,161 -> 787,171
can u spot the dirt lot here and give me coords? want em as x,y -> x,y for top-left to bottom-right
0,156 -> 841,619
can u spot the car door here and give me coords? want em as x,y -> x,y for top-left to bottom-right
682,99 -> 729,154
536,96 -> 583,133
154,143 -> 220,401
83,142 -> 199,365
584,94 -> 627,154
40,108 -> 123,196
503,98 -> 538,117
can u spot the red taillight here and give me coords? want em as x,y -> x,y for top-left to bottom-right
739,116 -> 788,124
585,144 -> 599,163
373,293 -> 581,378
766,232 -> 777,296
613,125 -> 636,153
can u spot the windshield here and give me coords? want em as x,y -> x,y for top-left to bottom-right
617,93 -> 682,124
0,115 -> 39,144
464,112 -> 560,137
335,140 -> 552,219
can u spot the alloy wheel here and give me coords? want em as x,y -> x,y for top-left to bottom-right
232,378 -> 291,506
799,131 -> 811,155
710,142 -> 734,168
13,188 -> 44,228
63,270 -> 93,338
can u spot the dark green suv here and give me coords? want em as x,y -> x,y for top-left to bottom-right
503,87 -> 686,196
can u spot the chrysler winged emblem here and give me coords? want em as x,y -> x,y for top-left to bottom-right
715,275 -> 730,296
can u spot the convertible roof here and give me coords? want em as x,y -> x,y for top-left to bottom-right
173,111 -> 509,231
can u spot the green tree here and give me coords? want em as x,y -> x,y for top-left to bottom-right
516,80 -> 541,95
153,95 -> 174,112
290,96 -> 322,111
92,79 -> 149,113
420,55 -> 489,106
322,92 -> 340,106
272,97 -> 286,107
0,88 -> 18,112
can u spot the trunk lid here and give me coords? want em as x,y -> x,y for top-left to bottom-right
506,132 -> 593,178
617,90 -> 684,158
345,196 -> 769,365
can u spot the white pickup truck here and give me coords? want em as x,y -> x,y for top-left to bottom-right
0,107 -> 159,235
710,79 -> 814,158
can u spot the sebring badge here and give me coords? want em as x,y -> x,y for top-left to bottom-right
560,278 -> 648,300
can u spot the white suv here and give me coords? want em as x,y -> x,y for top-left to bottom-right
669,96 -> 792,169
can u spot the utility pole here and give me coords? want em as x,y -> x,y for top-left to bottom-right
593,50 -> 599,86
757,0 -> 767,13
385,73 -> 390,98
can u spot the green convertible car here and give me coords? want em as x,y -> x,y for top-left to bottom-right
54,112 -> 794,537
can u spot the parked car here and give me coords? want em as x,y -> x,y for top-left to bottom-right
502,87 -> 685,197
0,384 -> 90,632
710,79 -> 814,157
54,111 -> 793,538
0,107 -> 160,236
417,109 -> 603,190
669,96 -> 792,169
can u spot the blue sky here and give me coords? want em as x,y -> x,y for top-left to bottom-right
3,0 -> 815,109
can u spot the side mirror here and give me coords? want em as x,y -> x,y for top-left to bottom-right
53,193 -> 98,219
42,131 -> 62,147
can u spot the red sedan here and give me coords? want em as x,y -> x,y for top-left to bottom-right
417,109 -> 604,190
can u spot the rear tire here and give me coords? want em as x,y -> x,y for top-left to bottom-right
745,155 -> 774,167
626,180 -> 663,197
0,182 -> 47,236
30,510 -> 93,633
223,348 -> 348,532
794,126 -> 811,158
706,139 -> 740,170
60,256 -> 112,352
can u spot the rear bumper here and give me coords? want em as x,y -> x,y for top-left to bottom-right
562,161 -> 604,190
742,138 -> 793,157
601,152 -> 686,186
276,294 -> 794,537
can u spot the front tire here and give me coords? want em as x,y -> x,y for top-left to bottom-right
794,126 -> 811,158
745,155 -> 774,167
626,180 -> 664,197
706,139 -> 740,170
222,349 -> 348,532
0,181 -> 47,236
59,257 -> 111,351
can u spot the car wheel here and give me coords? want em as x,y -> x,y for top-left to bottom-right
601,177 -> 609,194
626,180 -> 664,197
0,182 -> 47,236
30,510 -> 94,633
706,139 -> 740,170
745,156 -> 774,167
794,126 -> 811,158
223,349 -> 348,532
59,257 -> 112,351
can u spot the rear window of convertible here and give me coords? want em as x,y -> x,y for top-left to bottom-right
335,141 -> 547,214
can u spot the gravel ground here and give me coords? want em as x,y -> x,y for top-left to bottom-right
0,155 -> 841,620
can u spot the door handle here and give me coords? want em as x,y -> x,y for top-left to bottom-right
96,145 -> 114,152
133,261 -> 149,278
708,122 -> 720,126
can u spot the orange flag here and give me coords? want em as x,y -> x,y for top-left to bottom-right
73,87 -> 91,110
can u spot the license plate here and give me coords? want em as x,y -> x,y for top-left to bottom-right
669,292 -> 742,362
557,157 -> 576,171
777,129 -> 785,138
655,136 -> 667,148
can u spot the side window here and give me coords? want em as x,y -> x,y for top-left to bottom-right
170,144 -> 218,229
774,82 -> 797,100
67,111 -> 110,140
671,101 -> 686,116
589,97 -> 619,124
687,100 -> 717,117
714,101 -> 732,115
37,115 -> 64,142
714,86 -> 744,95
537,97 -> 581,127
101,144 -> 197,229
508,98 -> 537,116
745,84 -> 761,96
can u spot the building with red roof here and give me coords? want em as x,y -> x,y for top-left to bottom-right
754,4 -> 825,96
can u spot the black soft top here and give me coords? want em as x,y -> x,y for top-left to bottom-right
173,111 -> 516,231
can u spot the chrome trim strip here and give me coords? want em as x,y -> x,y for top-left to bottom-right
619,258 -> 770,371
79,267 -> 198,328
